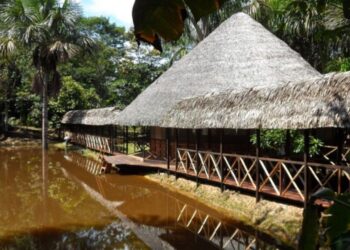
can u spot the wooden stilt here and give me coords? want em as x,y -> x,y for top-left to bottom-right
166,128 -> 170,176
125,127 -> 129,155
196,129 -> 200,186
337,128 -> 345,194
220,129 -> 224,192
304,129 -> 310,208
175,128 -> 179,179
256,129 -> 261,202
133,126 -> 136,154
142,127 -> 146,159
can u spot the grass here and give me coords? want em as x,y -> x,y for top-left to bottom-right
145,173 -> 302,247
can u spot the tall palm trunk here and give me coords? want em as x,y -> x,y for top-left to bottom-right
42,72 -> 49,150
4,98 -> 8,134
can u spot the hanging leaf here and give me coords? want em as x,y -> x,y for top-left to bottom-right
185,0 -> 227,21
325,193 -> 350,247
132,0 -> 227,51
344,0 -> 350,19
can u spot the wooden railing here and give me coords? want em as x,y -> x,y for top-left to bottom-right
70,133 -> 113,154
177,148 -> 350,203
322,145 -> 350,166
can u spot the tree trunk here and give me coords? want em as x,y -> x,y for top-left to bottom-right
42,72 -> 49,150
4,99 -> 8,134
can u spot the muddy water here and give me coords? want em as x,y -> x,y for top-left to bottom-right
0,147 -> 289,250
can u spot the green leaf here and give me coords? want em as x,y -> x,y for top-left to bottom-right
343,0 -> 350,19
326,193 -> 350,246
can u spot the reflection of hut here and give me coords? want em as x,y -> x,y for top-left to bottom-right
61,107 -> 126,154
117,12 -> 320,160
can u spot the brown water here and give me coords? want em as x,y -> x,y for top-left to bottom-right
0,147 -> 289,250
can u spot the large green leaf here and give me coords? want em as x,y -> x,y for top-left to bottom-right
326,193 -> 350,248
132,0 -> 227,51
344,0 -> 350,19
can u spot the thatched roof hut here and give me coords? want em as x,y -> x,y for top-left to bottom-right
61,107 -> 120,126
117,12 -> 320,127
161,72 -> 350,129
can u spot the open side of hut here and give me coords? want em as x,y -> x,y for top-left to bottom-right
61,107 -> 127,154
158,71 -> 350,205
117,12 -> 321,161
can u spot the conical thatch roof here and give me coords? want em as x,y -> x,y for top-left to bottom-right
117,12 -> 320,127
61,107 -> 120,126
161,72 -> 350,129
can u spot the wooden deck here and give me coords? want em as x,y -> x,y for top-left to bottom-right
102,152 -> 340,207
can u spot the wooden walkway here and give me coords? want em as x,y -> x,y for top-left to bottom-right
102,152 -> 343,207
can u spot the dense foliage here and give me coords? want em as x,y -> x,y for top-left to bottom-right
250,130 -> 324,156
0,4 -> 170,131
1,0 -> 350,134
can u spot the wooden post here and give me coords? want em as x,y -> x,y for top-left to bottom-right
186,129 -> 190,171
125,127 -> 129,155
142,127 -> 146,159
337,128 -> 344,194
196,129 -> 200,186
285,130 -> 291,157
175,128 -> 179,178
220,129 -> 224,191
208,129 -> 212,151
166,128 -> 170,175
133,126 -> 136,154
281,129 -> 291,194
256,129 -> 261,202
304,129 -> 310,208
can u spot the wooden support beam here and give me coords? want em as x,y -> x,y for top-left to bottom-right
133,126 -> 136,154
337,128 -> 345,193
186,129 -> 190,170
304,129 -> 310,208
125,127 -> 129,155
220,129 -> 224,191
256,129 -> 261,202
208,129 -> 212,151
285,130 -> 291,158
166,128 -> 170,174
175,128 -> 179,175
142,127 -> 146,159
196,129 -> 200,185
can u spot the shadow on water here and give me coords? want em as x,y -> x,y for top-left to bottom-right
0,147 -> 291,250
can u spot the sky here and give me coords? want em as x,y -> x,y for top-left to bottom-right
79,0 -> 134,29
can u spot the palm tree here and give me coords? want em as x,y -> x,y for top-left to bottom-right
0,0 -> 95,150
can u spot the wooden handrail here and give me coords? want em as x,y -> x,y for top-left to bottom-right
177,148 -> 349,171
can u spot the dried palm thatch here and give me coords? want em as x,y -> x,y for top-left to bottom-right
117,12 -> 320,127
161,72 -> 350,129
61,107 -> 120,126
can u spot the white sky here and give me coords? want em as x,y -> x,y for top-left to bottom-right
80,0 -> 134,29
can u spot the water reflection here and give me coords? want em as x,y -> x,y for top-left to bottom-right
65,152 -> 289,250
0,147 -> 289,250
0,147 -> 148,250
